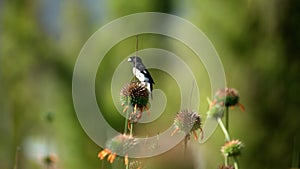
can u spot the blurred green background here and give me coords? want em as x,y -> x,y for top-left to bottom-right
1,0 -> 300,169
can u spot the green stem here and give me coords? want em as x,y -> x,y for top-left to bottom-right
233,156 -> 239,169
225,106 -> 229,134
130,123 -> 134,136
218,116 -> 240,169
124,98 -> 130,134
13,146 -> 20,169
126,121 -> 134,169
224,156 -> 228,167
101,160 -> 104,169
124,110 -> 129,134
136,35 -> 139,54
218,117 -> 231,167
183,135 -> 189,159
224,106 -> 230,166
217,117 -> 230,142
126,161 -> 129,169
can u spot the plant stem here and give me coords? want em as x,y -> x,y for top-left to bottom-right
101,159 -> 104,169
183,134 -> 189,159
218,117 -> 231,166
224,156 -> 228,167
136,35 -> 139,54
225,106 -> 229,134
127,104 -> 136,169
130,123 -> 134,136
124,98 -> 130,134
218,116 -> 240,169
224,106 -> 230,166
124,109 -> 129,134
217,117 -> 230,142
233,156 -> 239,169
13,146 -> 20,169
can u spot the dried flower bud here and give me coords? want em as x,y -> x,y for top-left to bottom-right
207,88 -> 245,118
214,88 -> 240,107
221,139 -> 244,157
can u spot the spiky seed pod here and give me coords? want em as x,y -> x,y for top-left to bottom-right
98,134 -> 138,164
221,139 -> 244,157
172,110 -> 202,139
214,88 -> 240,107
120,82 -> 149,111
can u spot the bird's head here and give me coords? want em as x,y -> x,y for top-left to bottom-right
128,56 -> 142,65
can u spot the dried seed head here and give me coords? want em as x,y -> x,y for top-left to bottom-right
106,134 -> 137,156
207,88 -> 245,119
173,110 -> 202,135
214,88 -> 240,107
120,82 -> 149,111
221,139 -> 244,157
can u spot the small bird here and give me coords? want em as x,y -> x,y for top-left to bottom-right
128,56 -> 155,97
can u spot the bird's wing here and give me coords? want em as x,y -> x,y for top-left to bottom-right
136,63 -> 146,71
142,69 -> 155,84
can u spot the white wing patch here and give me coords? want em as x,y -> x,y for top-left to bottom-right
132,67 -> 146,82
132,67 -> 152,95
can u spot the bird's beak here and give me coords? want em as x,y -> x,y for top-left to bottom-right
127,58 -> 132,62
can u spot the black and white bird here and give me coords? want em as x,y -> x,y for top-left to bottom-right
128,56 -> 155,97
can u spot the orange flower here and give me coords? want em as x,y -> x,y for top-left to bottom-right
98,149 -> 111,160
107,153 -> 116,163
98,150 -> 120,164
98,134 -> 137,165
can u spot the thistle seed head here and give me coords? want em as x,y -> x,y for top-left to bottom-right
120,82 -> 149,111
173,110 -> 202,134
